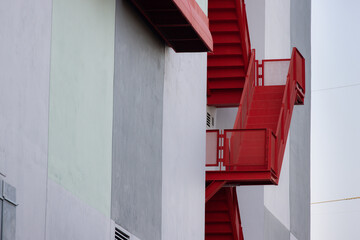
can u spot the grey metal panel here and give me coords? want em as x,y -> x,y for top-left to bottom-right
111,1 -> 165,240
3,182 -> 16,204
290,0 -> 311,239
2,201 -> 16,240
0,199 -> 2,240
1,181 -> 16,240
264,207 -> 290,240
0,180 -> 3,197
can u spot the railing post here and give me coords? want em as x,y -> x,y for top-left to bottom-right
218,130 -> 224,167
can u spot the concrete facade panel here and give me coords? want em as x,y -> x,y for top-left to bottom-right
0,0 -> 52,238
290,0 -> 311,239
237,186 -> 265,240
46,180 -> 111,240
48,0 -> 115,217
264,207 -> 290,240
245,0 -> 265,59
264,136 -> 290,230
111,1 -> 165,240
162,48 -> 207,240
265,0 -> 291,59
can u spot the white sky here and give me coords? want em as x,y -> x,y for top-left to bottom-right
311,0 -> 360,239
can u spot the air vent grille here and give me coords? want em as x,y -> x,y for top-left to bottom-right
115,227 -> 130,240
207,112 -> 211,128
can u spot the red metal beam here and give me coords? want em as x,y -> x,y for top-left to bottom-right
205,180 -> 227,203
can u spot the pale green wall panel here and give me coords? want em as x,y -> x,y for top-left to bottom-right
196,0 -> 208,15
48,0 -> 115,217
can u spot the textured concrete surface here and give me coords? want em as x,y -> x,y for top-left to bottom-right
48,0 -> 115,217
111,1 -> 165,240
238,186 -> 265,240
245,0 -> 265,59
45,180 -> 111,240
162,48 -> 207,240
265,0 -> 291,59
0,0 -> 52,238
264,207 -> 290,240
290,0 -> 311,239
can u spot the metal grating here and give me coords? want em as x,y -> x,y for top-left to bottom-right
115,227 -> 130,240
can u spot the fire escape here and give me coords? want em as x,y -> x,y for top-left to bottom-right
127,0 -> 305,238
205,0 -> 305,239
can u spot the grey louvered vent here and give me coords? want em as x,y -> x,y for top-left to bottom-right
207,112 -> 215,128
115,227 -> 130,240
207,112 -> 211,127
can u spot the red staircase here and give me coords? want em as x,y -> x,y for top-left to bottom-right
205,0 -> 305,239
205,187 -> 244,240
206,48 -> 305,185
207,0 -> 251,107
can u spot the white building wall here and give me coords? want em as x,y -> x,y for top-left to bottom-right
0,0 -> 52,239
162,48 -> 207,240
265,0 -> 291,59
263,0 -> 292,234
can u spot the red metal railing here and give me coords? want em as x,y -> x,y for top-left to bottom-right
224,129 -> 276,171
233,49 -> 256,130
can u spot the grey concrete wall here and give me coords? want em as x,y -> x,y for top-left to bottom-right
46,180 -> 111,239
264,207 -> 290,240
161,48 -> 207,240
111,1 -> 165,240
289,0 -> 311,239
0,0 -> 52,239
245,0 -> 265,59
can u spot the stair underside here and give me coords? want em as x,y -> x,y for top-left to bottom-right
207,0 -> 248,107
205,188 -> 236,240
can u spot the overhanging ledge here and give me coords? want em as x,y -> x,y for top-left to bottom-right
129,0 -> 213,52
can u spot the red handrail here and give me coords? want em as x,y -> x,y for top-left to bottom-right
274,47 -> 305,176
233,49 -> 256,130
235,0 -> 251,68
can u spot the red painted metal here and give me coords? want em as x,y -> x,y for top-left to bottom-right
205,48 -> 305,185
207,0 -> 251,107
205,187 -> 244,240
129,0 -> 213,52
205,181 -> 227,203
233,49 -> 256,129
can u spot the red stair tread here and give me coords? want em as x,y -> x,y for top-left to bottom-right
205,223 -> 233,234
206,212 -> 231,223
205,234 -> 234,240
209,0 -> 235,9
